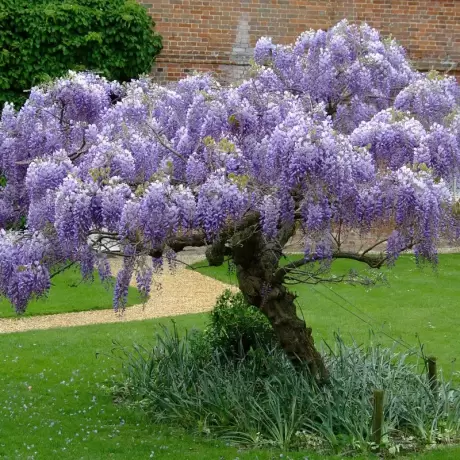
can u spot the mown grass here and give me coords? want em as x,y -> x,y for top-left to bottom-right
1,253 -> 460,458
0,317 -> 320,460
1,317 -> 460,459
0,266 -> 140,318
192,254 -> 460,378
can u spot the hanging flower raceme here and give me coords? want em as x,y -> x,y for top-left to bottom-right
196,175 -> 248,238
113,245 -> 136,312
414,125 -> 460,179
54,176 -> 93,256
138,181 -> 180,248
253,19 -> 415,132
0,231 -> 53,313
394,75 -> 460,127
351,109 -> 426,171
388,166 -> 451,261
259,195 -> 281,239
25,152 -> 76,202
101,183 -> 133,232
0,72 -> 117,226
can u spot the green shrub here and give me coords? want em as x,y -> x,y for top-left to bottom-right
205,289 -> 277,359
0,0 -> 162,107
111,328 -> 460,455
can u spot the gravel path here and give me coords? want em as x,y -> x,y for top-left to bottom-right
3,243 -> 457,335
0,248 -> 237,334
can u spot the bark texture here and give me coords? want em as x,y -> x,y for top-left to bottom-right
226,225 -> 328,381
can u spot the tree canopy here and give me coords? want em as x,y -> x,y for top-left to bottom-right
1,20 -> 459,374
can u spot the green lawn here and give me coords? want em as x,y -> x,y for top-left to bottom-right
192,254 -> 460,378
1,317 -> 460,459
0,267 -> 140,318
1,254 -> 460,458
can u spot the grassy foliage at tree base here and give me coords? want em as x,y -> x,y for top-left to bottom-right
111,318 -> 460,457
1,316 -> 460,459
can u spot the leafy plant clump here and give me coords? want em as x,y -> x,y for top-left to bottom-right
110,324 -> 460,456
0,0 -> 162,107
203,290 -> 278,359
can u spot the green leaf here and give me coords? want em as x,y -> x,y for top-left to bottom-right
0,0 -> 162,108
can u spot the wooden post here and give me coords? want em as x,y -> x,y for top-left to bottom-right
372,389 -> 385,447
427,356 -> 438,394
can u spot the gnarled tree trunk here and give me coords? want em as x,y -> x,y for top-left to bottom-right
225,225 -> 328,381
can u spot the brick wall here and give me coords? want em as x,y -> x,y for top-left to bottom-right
140,0 -> 460,83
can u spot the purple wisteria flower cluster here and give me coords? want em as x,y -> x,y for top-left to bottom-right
1,20 -> 459,312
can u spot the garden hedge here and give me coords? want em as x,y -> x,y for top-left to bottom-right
0,0 -> 162,107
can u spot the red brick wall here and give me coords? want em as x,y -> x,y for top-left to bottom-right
140,0 -> 460,82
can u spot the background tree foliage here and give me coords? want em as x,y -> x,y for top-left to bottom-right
0,0 -> 162,108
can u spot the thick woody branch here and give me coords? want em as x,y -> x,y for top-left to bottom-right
49,261 -> 76,279
68,137 -> 88,162
274,250 -> 387,283
275,236 -> 418,283
361,238 -> 388,256
332,251 -> 387,269
166,232 -> 207,252
145,212 -> 260,260
284,272 -> 375,286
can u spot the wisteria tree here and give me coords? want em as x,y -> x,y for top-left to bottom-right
1,20 -> 460,379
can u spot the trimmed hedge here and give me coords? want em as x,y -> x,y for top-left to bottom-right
0,0 -> 162,107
